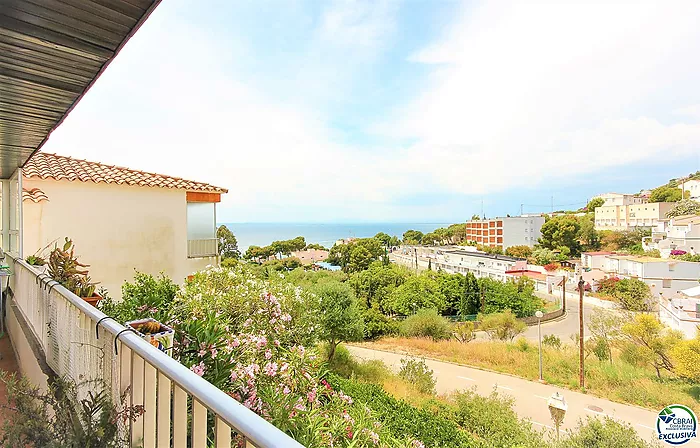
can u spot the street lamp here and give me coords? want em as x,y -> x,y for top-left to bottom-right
535,310 -> 544,382
548,392 -> 567,440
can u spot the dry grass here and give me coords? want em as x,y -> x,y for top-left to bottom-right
357,337 -> 700,410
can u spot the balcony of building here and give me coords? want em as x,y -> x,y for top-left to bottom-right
2,254 -> 303,447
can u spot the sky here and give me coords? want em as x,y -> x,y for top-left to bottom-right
44,0 -> 700,223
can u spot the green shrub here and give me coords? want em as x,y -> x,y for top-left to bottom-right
398,358 -> 436,395
479,310 -> 527,341
328,375 -> 480,448
362,306 -> 399,340
220,257 -> 238,268
451,389 -> 541,448
513,337 -> 532,352
553,417 -> 658,448
542,334 -> 562,349
326,344 -> 392,384
99,271 -> 179,324
400,309 -> 452,340
453,321 -> 476,343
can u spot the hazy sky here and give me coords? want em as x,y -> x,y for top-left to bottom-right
45,0 -> 700,223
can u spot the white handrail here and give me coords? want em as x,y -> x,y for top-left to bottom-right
9,255 -> 304,448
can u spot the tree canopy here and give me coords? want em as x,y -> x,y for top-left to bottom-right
311,281 -> 364,360
216,225 -> 240,260
327,238 -> 385,273
586,197 -> 605,211
538,215 -> 582,255
650,185 -> 686,203
402,230 -> 424,245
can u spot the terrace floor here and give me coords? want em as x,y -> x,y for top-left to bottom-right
0,334 -> 18,425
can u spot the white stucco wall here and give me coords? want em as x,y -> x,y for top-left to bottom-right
22,178 -> 216,299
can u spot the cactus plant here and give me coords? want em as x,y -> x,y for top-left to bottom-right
48,238 -> 89,285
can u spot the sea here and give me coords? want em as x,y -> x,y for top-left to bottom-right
220,223 -> 450,252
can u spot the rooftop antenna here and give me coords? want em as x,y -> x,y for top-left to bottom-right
481,199 -> 484,220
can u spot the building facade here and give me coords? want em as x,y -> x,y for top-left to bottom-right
594,192 -> 647,207
643,215 -> 700,258
21,153 -> 226,298
678,179 -> 700,200
594,202 -> 675,231
464,216 -> 545,249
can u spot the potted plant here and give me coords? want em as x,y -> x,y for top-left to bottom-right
48,238 -> 102,307
25,255 -> 47,274
125,318 -> 174,354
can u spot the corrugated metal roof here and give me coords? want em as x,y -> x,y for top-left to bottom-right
0,0 -> 161,178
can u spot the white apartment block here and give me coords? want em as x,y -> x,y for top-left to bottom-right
594,202 -> 675,231
594,192 -> 647,207
678,179 -> 700,200
464,216 -> 545,249
437,250 -> 525,281
643,215 -> 700,258
601,255 -> 700,298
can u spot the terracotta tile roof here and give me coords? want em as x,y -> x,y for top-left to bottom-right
22,188 -> 49,203
23,153 -> 227,194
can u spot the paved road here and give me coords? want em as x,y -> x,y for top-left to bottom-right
521,295 -> 595,342
347,346 -> 699,445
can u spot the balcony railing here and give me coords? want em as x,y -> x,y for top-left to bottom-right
187,238 -> 218,258
7,255 -> 303,448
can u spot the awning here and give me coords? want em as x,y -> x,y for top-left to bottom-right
0,0 -> 161,178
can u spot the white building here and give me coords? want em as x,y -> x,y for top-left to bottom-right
464,216 -> 545,249
594,192 -> 647,207
643,215 -> 700,258
678,179 -> 700,200
602,255 -> 700,298
659,285 -> 700,339
594,202 -> 675,231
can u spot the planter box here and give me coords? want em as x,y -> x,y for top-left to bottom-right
126,318 -> 174,355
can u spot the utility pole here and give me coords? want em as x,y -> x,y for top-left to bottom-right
578,276 -> 585,389
551,195 -> 554,214
520,203 -> 524,216
562,276 -> 566,313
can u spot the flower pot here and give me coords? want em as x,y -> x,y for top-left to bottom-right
81,292 -> 102,307
29,264 -> 48,275
126,318 -> 174,355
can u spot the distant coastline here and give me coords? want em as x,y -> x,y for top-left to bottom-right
220,222 -> 450,252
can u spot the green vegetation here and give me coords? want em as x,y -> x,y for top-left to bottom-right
328,345 -> 659,448
478,310 -> 527,341
594,277 -> 653,311
327,237 -> 385,273
244,236 -> 307,262
0,373 -> 141,448
585,197 -> 605,211
504,245 -> 532,258
399,309 -> 452,340
312,281 -> 365,360
216,225 -> 240,260
398,358 -> 436,394
538,214 -> 581,256
649,184 -> 687,203
666,199 -> 700,217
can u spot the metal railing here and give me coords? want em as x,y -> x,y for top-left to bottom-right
8,255 -> 303,448
187,238 -> 218,258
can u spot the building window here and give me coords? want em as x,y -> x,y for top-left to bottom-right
662,279 -> 671,288
187,202 -> 217,257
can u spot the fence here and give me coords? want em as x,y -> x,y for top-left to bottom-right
8,255 -> 303,448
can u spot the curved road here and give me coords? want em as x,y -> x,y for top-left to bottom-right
347,345 -> 699,445
521,295 -> 595,342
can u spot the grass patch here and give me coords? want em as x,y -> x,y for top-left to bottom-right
357,337 -> 699,410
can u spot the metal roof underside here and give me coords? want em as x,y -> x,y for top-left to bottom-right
0,0 -> 160,178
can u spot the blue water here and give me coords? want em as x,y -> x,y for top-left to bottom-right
220,223 -> 450,252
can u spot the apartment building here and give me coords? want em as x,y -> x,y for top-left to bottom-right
643,215 -> 700,257
464,216 -> 545,249
436,250 -> 525,281
594,202 -> 675,231
594,192 -> 647,207
602,255 -> 700,297
678,179 -> 700,200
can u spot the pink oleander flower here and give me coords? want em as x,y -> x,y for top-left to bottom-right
210,347 -> 218,359
274,339 -> 281,347
281,313 -> 292,322
256,335 -> 268,348
338,391 -> 353,405
137,304 -> 148,312
148,307 -> 158,314
307,389 -> 317,402
283,385 -> 291,395
265,349 -> 272,360
232,338 -> 240,348
190,362 -> 205,377
368,430 -> 379,445
230,370 -> 238,381
264,362 -> 278,377
280,362 -> 289,373
411,441 -> 425,448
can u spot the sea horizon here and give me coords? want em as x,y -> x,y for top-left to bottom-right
220,222 -> 452,252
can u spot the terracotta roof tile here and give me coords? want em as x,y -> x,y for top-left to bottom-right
23,153 -> 227,194
22,188 -> 49,203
